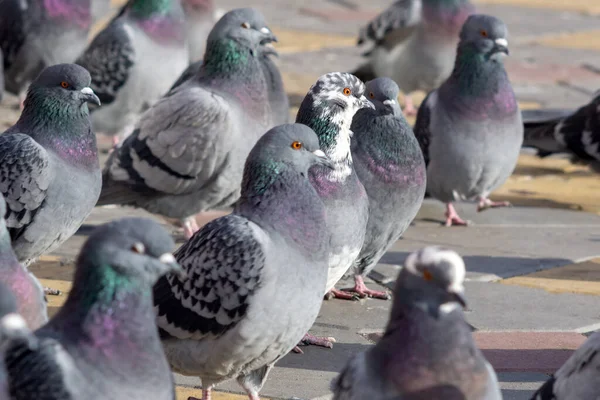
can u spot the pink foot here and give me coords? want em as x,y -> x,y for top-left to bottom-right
294,333 -> 336,353
444,203 -> 470,227
403,94 -> 417,116
182,217 -> 200,239
341,275 -> 390,300
477,198 -> 511,212
188,386 -> 211,400
111,135 -> 120,148
325,288 -> 360,301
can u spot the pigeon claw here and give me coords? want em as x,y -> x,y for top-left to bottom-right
339,275 -> 391,300
325,288 -> 360,301
444,203 -> 471,227
477,198 -> 512,212
295,333 -> 336,351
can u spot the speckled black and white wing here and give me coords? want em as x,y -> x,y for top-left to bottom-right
357,0 -> 421,48
531,331 -> 600,400
523,92 -> 600,168
413,91 -> 434,166
154,214 -> 266,339
76,18 -> 135,107
4,334 -> 74,400
0,133 -> 52,242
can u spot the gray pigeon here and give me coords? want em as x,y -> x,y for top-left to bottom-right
97,8 -> 278,239
0,192 -> 47,330
0,0 -> 93,105
181,0 -> 218,62
522,91 -> 600,172
347,78 -> 426,300
531,331 -> 600,400
3,217 -> 184,400
294,72 -> 371,349
0,64 -> 102,266
353,0 -> 475,115
332,246 -> 501,400
76,0 -> 188,147
413,14 -> 522,226
153,124 -> 332,400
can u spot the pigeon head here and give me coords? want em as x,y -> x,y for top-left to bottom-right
24,64 -> 101,113
366,78 -> 401,115
0,282 -> 30,342
459,14 -> 509,61
207,8 -> 277,51
394,247 -> 467,319
296,72 -> 373,163
74,218 -> 184,289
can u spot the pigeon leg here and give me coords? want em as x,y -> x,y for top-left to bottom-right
295,333 -> 336,351
111,135 -> 120,148
477,197 -> 511,212
325,288 -> 360,301
187,386 -> 210,400
444,203 -> 470,227
341,275 -> 391,300
403,93 -> 417,116
182,217 -> 200,239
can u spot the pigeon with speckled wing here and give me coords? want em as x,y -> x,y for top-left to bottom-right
347,78 -> 426,300
353,0 -> 475,116
0,0 -> 93,102
97,8 -> 278,240
332,246 -> 501,400
413,14 -> 522,227
0,64 -> 102,267
77,0 -> 188,147
531,331 -> 600,400
522,92 -> 600,172
0,192 -> 47,330
4,218 -> 183,400
154,124 -> 332,400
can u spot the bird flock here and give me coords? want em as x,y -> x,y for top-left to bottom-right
0,0 -> 597,400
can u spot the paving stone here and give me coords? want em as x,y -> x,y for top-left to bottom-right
474,0 -> 600,15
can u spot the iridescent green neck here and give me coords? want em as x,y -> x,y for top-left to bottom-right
202,39 -> 252,77
241,160 -> 282,197
448,45 -> 507,97
296,104 -> 340,152
129,0 -> 172,17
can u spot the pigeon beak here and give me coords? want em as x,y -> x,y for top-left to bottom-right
492,38 -> 509,55
312,149 -> 334,170
360,95 -> 375,110
0,313 -> 36,348
383,99 -> 396,106
261,42 -> 279,58
259,26 -> 278,44
159,253 -> 187,281
80,87 -> 101,106
450,291 -> 468,309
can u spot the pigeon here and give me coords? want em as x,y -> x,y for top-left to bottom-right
76,0 -> 189,147
347,77 -> 426,300
97,8 -> 278,239
181,0 -> 218,62
0,192 -> 47,330
522,91 -> 600,172
353,0 -> 475,115
332,246 -> 502,400
0,64 -> 102,266
294,72 -> 371,347
0,281 -> 33,400
3,217 -> 184,400
530,331 -> 600,400
0,0 -> 93,105
413,14 -> 522,227
0,48 -> 4,102
154,123 -> 333,400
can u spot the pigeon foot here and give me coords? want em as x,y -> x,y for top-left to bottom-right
182,216 -> 200,239
341,275 -> 390,300
477,198 -> 511,212
294,333 -> 336,352
325,288 -> 360,301
444,203 -> 470,227
43,286 -> 62,296
403,94 -> 418,116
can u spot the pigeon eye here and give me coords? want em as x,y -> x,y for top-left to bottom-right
60,81 -> 70,89
369,92 -> 375,99
291,141 -> 303,150
480,29 -> 488,37
131,242 -> 146,254
241,22 -> 251,29
343,87 -> 351,96
422,268 -> 433,281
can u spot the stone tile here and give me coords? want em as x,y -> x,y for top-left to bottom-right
273,27 -> 355,54
534,29 -> 600,52
297,7 -> 377,22
474,0 -> 600,15
502,258 -> 600,295
497,372 -> 548,400
176,387 -> 264,400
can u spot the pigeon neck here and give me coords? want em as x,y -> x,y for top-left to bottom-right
237,164 -> 328,255
17,94 -> 99,169
202,39 -> 259,79
442,46 -> 517,119
129,0 -> 186,43
56,264 -> 160,350
42,0 -> 92,29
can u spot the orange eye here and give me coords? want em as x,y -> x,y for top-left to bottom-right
343,87 -> 351,96
369,92 -> 375,99
480,30 -> 488,37
60,81 -> 69,88
291,141 -> 302,150
422,268 -> 433,281
241,22 -> 250,29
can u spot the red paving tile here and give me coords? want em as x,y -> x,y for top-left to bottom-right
298,7 -> 378,22
363,331 -> 586,374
